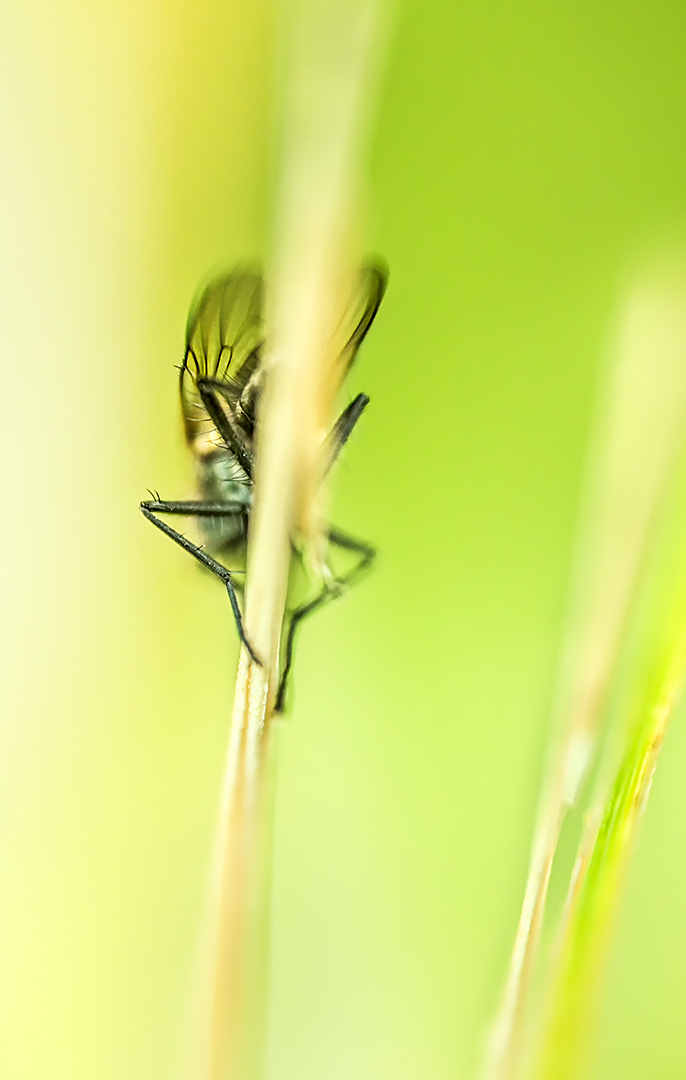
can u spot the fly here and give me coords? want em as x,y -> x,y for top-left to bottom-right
141,263 -> 386,709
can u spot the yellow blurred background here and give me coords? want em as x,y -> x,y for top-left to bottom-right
1,3 -> 684,1079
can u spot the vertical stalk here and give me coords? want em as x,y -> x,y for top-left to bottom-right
536,625 -> 686,1080
199,3 -> 389,1078
482,264 -> 686,1080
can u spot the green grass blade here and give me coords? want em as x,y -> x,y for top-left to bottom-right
536,518 -> 686,1080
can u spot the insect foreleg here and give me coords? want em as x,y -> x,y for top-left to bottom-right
322,393 -> 370,476
140,499 -> 261,666
196,378 -> 255,479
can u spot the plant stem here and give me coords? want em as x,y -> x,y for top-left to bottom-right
536,623 -> 686,1080
482,262 -> 686,1080
201,3 -> 389,1078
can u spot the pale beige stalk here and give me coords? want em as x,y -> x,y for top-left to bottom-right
482,262 -> 686,1080
191,4 -> 389,1079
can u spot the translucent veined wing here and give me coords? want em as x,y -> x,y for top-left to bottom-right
180,269 -> 265,446
331,261 -> 387,375
179,262 -> 386,450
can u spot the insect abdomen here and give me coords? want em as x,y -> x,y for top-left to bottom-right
197,451 -> 251,551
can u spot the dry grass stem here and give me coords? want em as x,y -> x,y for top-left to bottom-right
195,4 -> 389,1078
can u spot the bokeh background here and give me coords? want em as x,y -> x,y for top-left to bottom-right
1,3 -> 684,1079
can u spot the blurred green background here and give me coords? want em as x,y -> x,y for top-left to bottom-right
1,3 -> 684,1079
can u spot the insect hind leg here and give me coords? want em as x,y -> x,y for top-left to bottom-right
275,526 -> 376,712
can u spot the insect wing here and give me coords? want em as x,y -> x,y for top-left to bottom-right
332,262 -> 387,376
180,270 -> 265,444
179,263 -> 385,447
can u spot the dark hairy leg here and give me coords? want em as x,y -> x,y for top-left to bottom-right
140,498 -> 260,665
275,526 -> 376,712
196,377 -> 255,479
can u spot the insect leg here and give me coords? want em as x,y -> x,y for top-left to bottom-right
275,586 -> 331,713
198,380 -> 369,481
275,526 -> 376,712
142,498 -> 251,516
196,378 -> 255,480
322,393 -> 370,476
327,525 -> 376,574
140,498 -> 261,666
